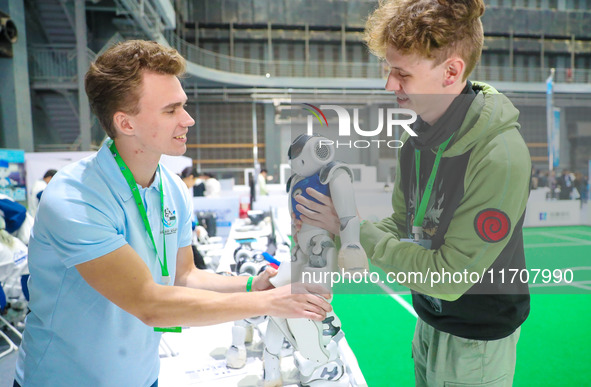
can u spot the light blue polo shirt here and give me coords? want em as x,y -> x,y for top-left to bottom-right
15,141 -> 193,387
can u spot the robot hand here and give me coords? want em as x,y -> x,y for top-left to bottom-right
338,243 -> 369,273
195,225 -> 209,244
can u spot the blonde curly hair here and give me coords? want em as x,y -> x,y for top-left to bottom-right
365,0 -> 485,80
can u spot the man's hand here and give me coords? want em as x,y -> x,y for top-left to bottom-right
294,188 -> 341,236
252,266 -> 278,291
267,282 -> 332,321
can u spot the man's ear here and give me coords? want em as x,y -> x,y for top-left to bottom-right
113,111 -> 134,136
443,57 -> 465,87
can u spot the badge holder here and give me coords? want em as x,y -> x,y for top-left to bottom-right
400,226 -> 432,249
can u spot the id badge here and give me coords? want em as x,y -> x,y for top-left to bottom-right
400,238 -> 432,249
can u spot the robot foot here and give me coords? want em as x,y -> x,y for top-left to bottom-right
225,344 -> 247,369
263,348 -> 282,387
263,377 -> 283,387
294,352 -> 350,387
303,375 -> 351,387
338,245 -> 369,274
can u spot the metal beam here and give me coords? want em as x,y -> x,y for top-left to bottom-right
229,22 -> 234,57
341,24 -> 346,63
75,0 -> 91,150
305,23 -> 309,76
540,34 -> 545,73
267,22 -> 273,75
0,0 -> 34,151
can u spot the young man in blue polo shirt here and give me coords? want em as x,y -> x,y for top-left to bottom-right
14,40 -> 331,387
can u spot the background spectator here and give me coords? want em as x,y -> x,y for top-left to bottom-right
198,172 -> 221,197
557,169 -> 573,200
28,169 -> 57,217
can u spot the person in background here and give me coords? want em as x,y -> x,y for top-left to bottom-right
178,166 -> 209,269
537,170 -> 548,188
530,167 -> 539,190
28,169 -> 57,218
180,166 -> 198,191
258,168 -> 269,196
548,170 -> 557,199
179,166 -> 206,196
574,172 -> 588,207
0,216 -> 29,301
557,169 -> 573,200
0,216 -> 29,329
14,40 -> 331,387
198,172 -> 221,197
0,194 -> 33,246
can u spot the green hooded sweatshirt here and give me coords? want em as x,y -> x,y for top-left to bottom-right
360,82 -> 531,340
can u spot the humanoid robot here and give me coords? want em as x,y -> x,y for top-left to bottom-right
260,134 -> 368,386
286,133 -> 369,276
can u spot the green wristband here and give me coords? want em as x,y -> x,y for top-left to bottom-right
154,326 -> 182,333
246,276 -> 254,292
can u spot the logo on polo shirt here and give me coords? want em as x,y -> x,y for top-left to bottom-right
163,207 -> 177,228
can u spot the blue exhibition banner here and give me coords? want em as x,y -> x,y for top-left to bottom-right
0,149 -> 27,201
545,71 -> 554,171
551,108 -> 560,169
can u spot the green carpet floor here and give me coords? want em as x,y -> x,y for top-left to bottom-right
332,226 -> 591,386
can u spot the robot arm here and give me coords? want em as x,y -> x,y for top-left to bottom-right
326,168 -> 359,244
325,167 -> 369,274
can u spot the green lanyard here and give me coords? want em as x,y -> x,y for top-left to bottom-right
413,134 -> 454,241
108,140 -> 170,285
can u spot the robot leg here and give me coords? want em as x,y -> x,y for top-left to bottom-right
294,341 -> 350,387
226,321 -> 248,369
301,234 -> 338,289
263,318 -> 287,387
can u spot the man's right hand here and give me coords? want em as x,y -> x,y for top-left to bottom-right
267,282 -> 332,321
294,187 -> 341,236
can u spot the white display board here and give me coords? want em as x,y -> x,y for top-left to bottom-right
25,151 -> 192,193
24,151 -> 95,197
524,199 -> 581,227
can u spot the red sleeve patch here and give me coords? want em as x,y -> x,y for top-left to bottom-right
474,209 -> 511,243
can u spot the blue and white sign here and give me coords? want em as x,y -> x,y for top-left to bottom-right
546,69 -> 555,171
0,149 -> 26,202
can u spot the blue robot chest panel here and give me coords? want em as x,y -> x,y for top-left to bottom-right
291,174 -> 330,220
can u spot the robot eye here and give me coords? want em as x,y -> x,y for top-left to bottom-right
294,188 -> 303,196
301,159 -> 304,165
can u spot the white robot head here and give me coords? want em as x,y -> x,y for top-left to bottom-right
288,134 -> 335,177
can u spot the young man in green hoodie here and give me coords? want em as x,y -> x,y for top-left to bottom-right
294,0 -> 531,385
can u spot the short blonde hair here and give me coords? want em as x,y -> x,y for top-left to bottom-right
85,40 -> 186,138
365,0 -> 485,80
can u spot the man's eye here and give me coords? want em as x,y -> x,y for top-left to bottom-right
166,110 -> 175,114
